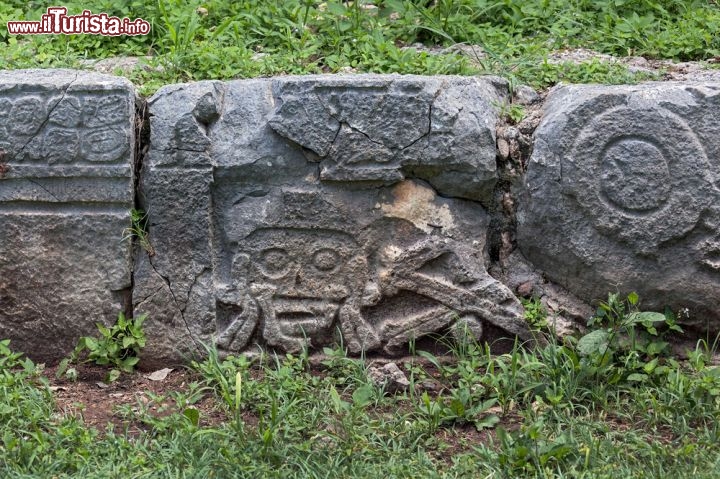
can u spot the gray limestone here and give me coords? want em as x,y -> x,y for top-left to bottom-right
8,69 -> 720,364
0,69 -> 136,361
517,82 -> 720,331
134,75 -> 531,363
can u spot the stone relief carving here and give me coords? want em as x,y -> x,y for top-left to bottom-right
564,103 -> 712,254
0,70 -> 134,363
518,82 -> 720,330
0,89 -> 130,165
209,181 -> 530,356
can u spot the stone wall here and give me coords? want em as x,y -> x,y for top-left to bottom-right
0,70 -> 718,364
0,70 -> 135,361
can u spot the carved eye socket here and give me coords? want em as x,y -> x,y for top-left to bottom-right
259,248 -> 290,277
283,102 -> 299,116
312,248 -> 339,272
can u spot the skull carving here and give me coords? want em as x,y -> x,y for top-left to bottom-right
219,228 -> 380,352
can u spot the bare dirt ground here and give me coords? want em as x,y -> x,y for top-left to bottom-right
45,363 -> 226,435
41,354 -> 519,453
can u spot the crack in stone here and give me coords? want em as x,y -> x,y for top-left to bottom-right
342,121 -> 387,148
26,178 -> 60,201
316,81 -> 444,160
134,284 -> 164,310
313,89 -> 397,150
487,94 -> 541,267
14,71 -> 79,160
394,82 -> 445,156
180,266 -> 211,310
147,256 -> 201,351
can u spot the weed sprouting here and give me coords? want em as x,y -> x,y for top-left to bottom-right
2,289 -> 719,476
122,208 -> 155,256
522,296 -> 548,331
57,312 -> 147,382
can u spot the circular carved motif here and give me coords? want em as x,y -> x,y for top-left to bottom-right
81,127 -> 128,162
259,248 -> 291,279
599,137 -> 671,213
49,96 -> 82,127
312,248 -> 340,272
568,105 -> 712,252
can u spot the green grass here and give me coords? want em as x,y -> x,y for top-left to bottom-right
1,1 -> 718,94
1,294 -> 719,478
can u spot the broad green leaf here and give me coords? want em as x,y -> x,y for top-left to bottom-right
474,414 -> 500,431
479,398 -> 498,412
329,385 -> 349,413
643,357 -> 659,374
627,292 -> 639,305
79,336 -> 97,351
352,384 -> 373,408
106,369 -> 121,382
449,398 -> 465,417
627,373 -> 648,382
183,407 -> 200,427
96,323 -> 110,338
122,356 -> 140,368
630,312 -> 666,324
65,368 -> 78,381
577,330 -> 609,356
647,341 -> 668,356
56,358 -> 70,378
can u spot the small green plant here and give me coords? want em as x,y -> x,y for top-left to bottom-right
122,208 -> 155,256
494,99 -> 526,124
521,296 -> 548,331
57,312 -> 147,382
577,292 -> 682,383
190,342 -> 253,415
321,343 -> 371,389
116,382 -> 209,432
490,420 -> 580,476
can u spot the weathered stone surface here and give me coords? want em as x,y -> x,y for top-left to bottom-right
268,75 -> 504,206
135,75 -> 531,364
0,69 -> 136,361
369,362 -> 410,394
517,82 -> 720,331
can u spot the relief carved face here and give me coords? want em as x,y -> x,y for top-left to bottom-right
235,228 -> 368,348
241,228 -> 362,299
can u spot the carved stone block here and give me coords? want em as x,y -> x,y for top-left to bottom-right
0,70 -> 136,361
135,75 -> 531,363
517,82 -> 720,331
